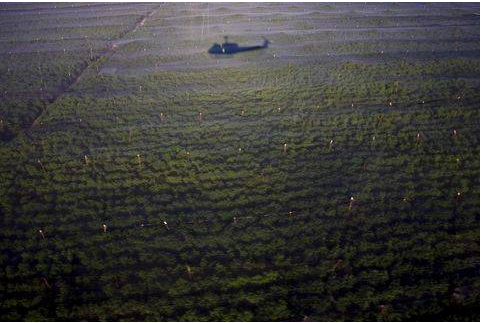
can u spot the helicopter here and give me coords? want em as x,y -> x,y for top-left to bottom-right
208,36 -> 269,55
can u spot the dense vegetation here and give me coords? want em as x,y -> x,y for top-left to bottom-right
0,2 -> 479,321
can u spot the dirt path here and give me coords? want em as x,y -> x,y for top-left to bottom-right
27,5 -> 161,132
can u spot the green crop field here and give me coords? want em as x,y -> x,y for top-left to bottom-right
0,2 -> 479,321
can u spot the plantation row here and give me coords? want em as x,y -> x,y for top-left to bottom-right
0,3 -> 159,140
2,62 -> 479,321
1,207 -> 478,321
0,3 -> 479,321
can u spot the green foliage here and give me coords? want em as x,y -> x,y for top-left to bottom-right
0,2 -> 479,322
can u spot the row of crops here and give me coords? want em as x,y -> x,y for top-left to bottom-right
0,2 -> 479,321
0,2 -> 159,140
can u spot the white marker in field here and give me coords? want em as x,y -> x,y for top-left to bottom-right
137,154 -> 141,166
456,192 -> 462,202
84,155 -> 89,165
41,277 -> 52,289
102,224 -> 107,233
186,265 -> 193,280
283,143 -> 287,153
39,229 -> 45,240
453,129 -> 457,137
163,221 -> 169,230
329,139 -> 334,150
37,159 -> 47,173
348,197 -> 355,211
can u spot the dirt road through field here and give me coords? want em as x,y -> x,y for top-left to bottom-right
28,5 -> 162,132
